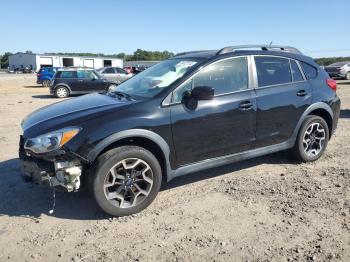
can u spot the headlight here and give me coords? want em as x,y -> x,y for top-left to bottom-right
24,127 -> 81,154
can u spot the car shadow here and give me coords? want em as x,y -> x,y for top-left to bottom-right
32,94 -> 80,99
24,85 -> 43,88
340,109 -> 350,118
337,81 -> 350,85
162,151 -> 292,191
0,151 -> 293,221
31,95 -> 56,99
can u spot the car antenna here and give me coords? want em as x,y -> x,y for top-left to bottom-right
269,41 -> 273,46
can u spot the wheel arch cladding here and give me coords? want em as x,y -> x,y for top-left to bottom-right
308,108 -> 333,137
88,129 -> 171,181
293,102 -> 334,140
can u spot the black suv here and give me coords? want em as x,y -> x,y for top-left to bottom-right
20,45 -> 340,216
50,68 -> 114,98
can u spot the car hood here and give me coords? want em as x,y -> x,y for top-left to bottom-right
22,93 -> 133,137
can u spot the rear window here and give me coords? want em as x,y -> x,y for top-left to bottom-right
56,71 -> 76,78
255,56 -> 292,87
290,60 -> 304,82
301,62 -> 317,80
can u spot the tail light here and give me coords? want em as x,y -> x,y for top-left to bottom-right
326,78 -> 337,92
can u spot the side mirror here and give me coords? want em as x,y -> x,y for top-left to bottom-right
182,86 -> 215,110
191,86 -> 214,101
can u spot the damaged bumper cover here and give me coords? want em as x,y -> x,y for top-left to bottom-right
19,135 -> 86,192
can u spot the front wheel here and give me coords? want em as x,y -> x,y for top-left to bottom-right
346,72 -> 350,80
91,146 -> 162,216
292,115 -> 329,162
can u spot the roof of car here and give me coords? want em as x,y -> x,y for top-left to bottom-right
172,46 -> 316,66
57,67 -> 95,71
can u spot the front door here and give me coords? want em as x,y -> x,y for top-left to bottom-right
77,70 -> 105,93
170,56 -> 257,166
253,56 -> 312,147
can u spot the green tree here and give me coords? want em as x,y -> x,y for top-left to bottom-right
0,52 -> 12,68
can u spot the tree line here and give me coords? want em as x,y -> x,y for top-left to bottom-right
0,49 -> 349,68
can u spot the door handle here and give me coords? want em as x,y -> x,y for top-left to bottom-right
297,90 -> 307,97
78,79 -> 83,82
239,101 -> 253,110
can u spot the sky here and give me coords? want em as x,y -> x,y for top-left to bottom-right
0,0 -> 349,58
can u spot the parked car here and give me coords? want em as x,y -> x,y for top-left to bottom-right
97,67 -> 133,84
132,65 -> 148,74
124,66 -> 133,74
22,66 -> 34,73
49,68 -> 115,98
37,67 -> 60,87
325,61 -> 350,80
20,45 -> 340,217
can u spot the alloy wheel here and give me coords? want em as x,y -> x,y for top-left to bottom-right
302,122 -> 326,157
103,158 -> 153,208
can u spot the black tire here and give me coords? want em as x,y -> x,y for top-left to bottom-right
292,115 -> 329,162
55,86 -> 69,98
42,80 -> 51,87
90,146 -> 162,216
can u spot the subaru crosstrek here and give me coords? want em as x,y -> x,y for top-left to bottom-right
20,45 -> 341,216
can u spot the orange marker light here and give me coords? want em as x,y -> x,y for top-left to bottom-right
60,129 -> 80,146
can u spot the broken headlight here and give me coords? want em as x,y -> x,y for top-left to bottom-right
24,127 -> 81,154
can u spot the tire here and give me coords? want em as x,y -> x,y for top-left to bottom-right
55,86 -> 69,98
292,115 -> 329,162
107,84 -> 116,92
346,72 -> 350,80
42,80 -> 51,87
90,146 -> 162,216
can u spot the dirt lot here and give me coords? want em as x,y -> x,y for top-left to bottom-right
0,74 -> 349,262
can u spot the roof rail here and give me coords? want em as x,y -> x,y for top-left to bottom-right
216,45 -> 303,55
174,50 -> 214,57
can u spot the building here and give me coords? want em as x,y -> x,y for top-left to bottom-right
9,53 -> 123,71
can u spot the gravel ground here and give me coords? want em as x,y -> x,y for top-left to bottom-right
0,75 -> 349,262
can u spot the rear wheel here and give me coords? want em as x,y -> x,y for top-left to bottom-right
55,86 -> 69,98
292,115 -> 329,162
42,80 -> 51,87
90,146 -> 162,216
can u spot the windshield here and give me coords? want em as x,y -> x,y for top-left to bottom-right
110,59 -> 198,97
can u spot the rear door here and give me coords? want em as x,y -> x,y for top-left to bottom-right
253,56 -> 312,147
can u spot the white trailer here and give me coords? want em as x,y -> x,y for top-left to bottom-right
9,53 -> 123,71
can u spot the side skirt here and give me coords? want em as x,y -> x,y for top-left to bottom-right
167,139 -> 295,181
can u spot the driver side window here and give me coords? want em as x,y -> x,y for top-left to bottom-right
172,57 -> 248,103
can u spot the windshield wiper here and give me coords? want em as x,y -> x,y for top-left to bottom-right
109,91 -> 132,100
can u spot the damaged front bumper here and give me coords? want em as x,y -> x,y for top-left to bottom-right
19,135 -> 85,192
